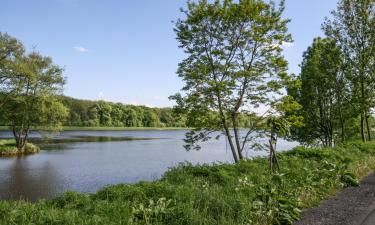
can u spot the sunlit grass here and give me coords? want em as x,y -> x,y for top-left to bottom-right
0,139 -> 39,156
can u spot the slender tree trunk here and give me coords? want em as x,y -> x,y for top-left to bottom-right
224,126 -> 239,163
360,78 -> 366,142
339,108 -> 345,143
361,112 -> 366,142
232,114 -> 243,160
12,127 -> 28,151
216,90 -> 239,163
329,120 -> 334,147
341,121 -> 345,143
319,100 -> 330,147
365,110 -> 371,141
218,110 -> 239,163
268,135 -> 280,172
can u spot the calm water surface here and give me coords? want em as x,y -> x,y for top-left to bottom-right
0,130 -> 298,200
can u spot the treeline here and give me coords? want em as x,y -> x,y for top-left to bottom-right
288,0 -> 375,147
60,96 -> 187,128
60,96 -> 255,128
172,0 -> 375,165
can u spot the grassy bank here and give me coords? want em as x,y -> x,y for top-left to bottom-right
1,142 -> 375,224
0,126 -> 189,131
0,139 -> 39,156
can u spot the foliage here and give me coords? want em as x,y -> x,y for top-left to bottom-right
0,49 -> 68,150
130,198 -> 174,225
50,96 -> 255,129
0,33 -> 25,108
289,37 -> 349,146
58,96 -> 188,128
0,139 -> 39,155
172,0 -> 293,163
323,0 -> 375,142
1,142 -> 375,224
0,33 -> 68,150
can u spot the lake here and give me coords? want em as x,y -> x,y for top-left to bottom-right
0,130 -> 298,201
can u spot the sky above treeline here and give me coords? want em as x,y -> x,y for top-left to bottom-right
0,0 -> 337,107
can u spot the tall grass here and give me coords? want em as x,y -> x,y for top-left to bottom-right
1,141 -> 375,224
0,139 -> 39,156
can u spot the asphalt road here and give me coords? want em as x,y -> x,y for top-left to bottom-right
296,172 -> 375,225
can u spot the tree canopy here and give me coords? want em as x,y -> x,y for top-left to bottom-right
323,0 -> 375,142
289,38 -> 346,146
0,33 -> 68,150
172,0 -> 294,163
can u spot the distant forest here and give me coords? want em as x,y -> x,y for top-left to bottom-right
51,96 -> 253,128
58,96 -> 187,127
0,95 -> 255,128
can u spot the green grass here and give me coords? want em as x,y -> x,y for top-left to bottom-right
0,139 -> 39,156
1,141 -> 375,224
0,126 -> 190,131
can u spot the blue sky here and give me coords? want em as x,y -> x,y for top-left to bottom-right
0,0 -> 337,107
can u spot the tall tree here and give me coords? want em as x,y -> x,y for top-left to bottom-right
290,38 -> 346,146
323,0 -> 375,142
0,33 -> 25,108
172,0 -> 292,163
261,96 -> 302,171
1,52 -> 68,150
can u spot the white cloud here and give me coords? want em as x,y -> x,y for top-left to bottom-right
98,91 -> 103,98
73,46 -> 89,53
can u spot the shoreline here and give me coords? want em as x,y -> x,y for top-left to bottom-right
0,126 -> 190,131
0,141 -> 375,224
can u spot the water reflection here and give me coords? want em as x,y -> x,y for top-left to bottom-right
0,156 -> 66,201
31,136 -> 159,144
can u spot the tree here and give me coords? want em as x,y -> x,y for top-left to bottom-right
122,107 -> 137,127
172,0 -> 292,163
290,38 -> 347,146
159,109 -> 175,127
143,110 -> 159,127
1,51 -> 68,150
95,101 -> 112,126
266,117 -> 288,171
86,105 -> 99,126
111,103 -> 125,127
323,0 -> 375,142
253,96 -> 302,171
0,33 -> 25,108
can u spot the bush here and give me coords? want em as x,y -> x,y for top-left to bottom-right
0,139 -> 39,156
